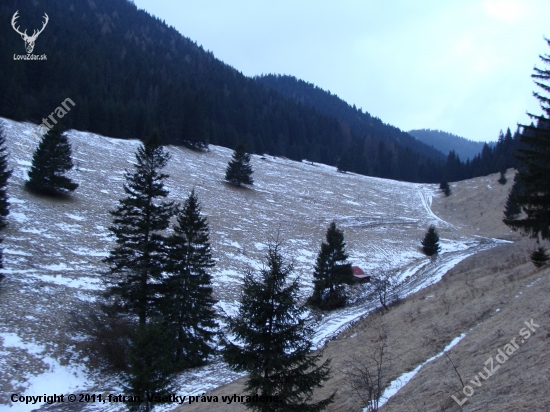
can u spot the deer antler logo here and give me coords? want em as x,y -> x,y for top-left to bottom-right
11,11 -> 49,54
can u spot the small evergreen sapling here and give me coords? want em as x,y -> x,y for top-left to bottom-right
25,124 -> 78,195
225,142 -> 254,187
440,180 -> 451,197
498,168 -> 507,185
162,189 -> 218,369
530,246 -> 549,268
222,240 -> 334,411
309,222 -> 354,310
421,225 -> 441,257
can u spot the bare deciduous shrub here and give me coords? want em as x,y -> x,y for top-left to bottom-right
69,300 -> 136,371
441,293 -> 452,315
345,322 -> 392,412
370,270 -> 399,312
401,309 -> 415,323
465,279 -> 476,298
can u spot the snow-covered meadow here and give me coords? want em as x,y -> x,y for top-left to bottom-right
0,118 -> 503,410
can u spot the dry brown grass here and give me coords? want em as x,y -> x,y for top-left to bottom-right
175,169 -> 550,412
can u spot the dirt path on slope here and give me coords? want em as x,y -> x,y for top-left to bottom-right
175,171 -> 533,412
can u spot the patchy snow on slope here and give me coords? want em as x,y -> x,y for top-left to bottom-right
0,117 -> 503,410
375,333 -> 467,410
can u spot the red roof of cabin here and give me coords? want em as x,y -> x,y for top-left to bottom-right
352,266 -> 365,276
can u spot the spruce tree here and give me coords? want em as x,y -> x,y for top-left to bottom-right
0,124 -> 12,230
504,38 -> 550,252
0,124 -> 13,277
105,130 -> 175,325
530,246 -> 549,268
123,320 -> 176,412
162,189 -> 218,369
503,195 -> 521,220
308,222 -> 354,310
421,225 -> 441,257
440,180 -> 451,196
498,168 -> 507,185
25,124 -> 78,195
225,142 -> 254,187
503,175 -> 523,220
222,241 -> 334,411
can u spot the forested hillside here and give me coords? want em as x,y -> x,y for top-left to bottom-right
1,0 -> 347,165
257,75 -> 524,183
1,0 -> 522,184
408,129 -> 486,160
256,74 -> 448,182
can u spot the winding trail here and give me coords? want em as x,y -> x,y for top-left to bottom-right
164,188 -> 505,404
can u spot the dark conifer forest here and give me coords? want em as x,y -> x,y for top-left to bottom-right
1,0 -> 348,167
0,0 -> 520,183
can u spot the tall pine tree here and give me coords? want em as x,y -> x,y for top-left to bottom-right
162,189 -> 218,369
222,240 -> 334,411
308,222 -> 354,310
25,124 -> 78,195
503,38 -> 550,263
105,130 -> 175,325
0,123 -> 12,277
225,142 -> 254,187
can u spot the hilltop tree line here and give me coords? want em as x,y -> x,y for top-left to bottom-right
257,74 -> 522,183
442,127 -> 521,182
1,0 -> 349,168
0,0 -> 520,186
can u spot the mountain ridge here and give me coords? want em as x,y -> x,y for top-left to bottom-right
408,128 -> 488,161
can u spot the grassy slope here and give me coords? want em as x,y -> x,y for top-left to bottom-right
177,170 -> 550,412
1,117 -> 545,411
0,117 -> 483,410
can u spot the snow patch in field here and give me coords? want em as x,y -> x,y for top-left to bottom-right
34,274 -> 102,290
0,341 -> 90,412
41,263 -> 74,271
70,247 -> 109,257
375,333 -> 467,410
10,212 -> 27,223
65,213 -> 86,221
3,249 -> 31,256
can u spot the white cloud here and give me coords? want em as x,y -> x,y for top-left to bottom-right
483,0 -> 530,23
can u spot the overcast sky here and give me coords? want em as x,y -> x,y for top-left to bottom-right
133,0 -> 550,142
